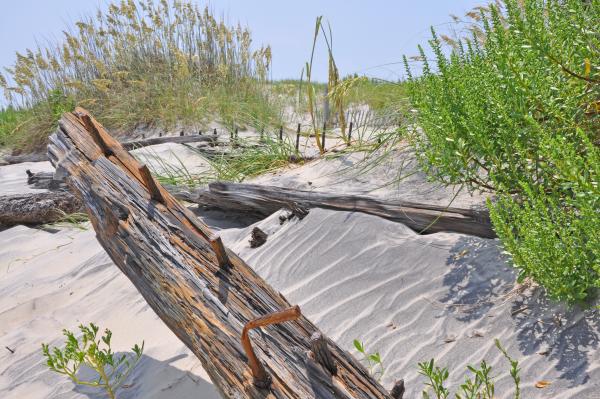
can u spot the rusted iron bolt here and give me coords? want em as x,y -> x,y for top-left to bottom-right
241,305 -> 302,388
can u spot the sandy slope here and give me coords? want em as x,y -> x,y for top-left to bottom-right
250,148 -> 489,209
2,210 -> 596,398
1,153 -> 599,398
221,209 -> 600,399
0,162 -> 55,195
131,143 -> 211,177
0,225 -> 219,399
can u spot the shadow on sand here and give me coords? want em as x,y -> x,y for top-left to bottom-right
73,353 -> 220,399
440,235 -> 515,322
440,235 -> 600,387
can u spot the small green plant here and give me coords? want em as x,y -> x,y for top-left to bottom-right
418,340 -> 521,399
303,16 -> 367,152
495,339 -> 520,399
202,135 -> 301,182
42,323 -> 144,399
42,210 -> 89,230
418,359 -> 450,399
456,361 -> 494,399
353,339 -> 385,380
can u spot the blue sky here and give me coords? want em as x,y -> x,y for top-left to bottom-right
0,0 -> 484,83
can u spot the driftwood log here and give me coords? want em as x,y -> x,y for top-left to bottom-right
48,107 -> 399,398
1,134 -> 216,165
0,191 -> 83,227
1,153 -> 48,165
121,133 -> 216,150
176,182 -> 496,238
26,170 -> 495,238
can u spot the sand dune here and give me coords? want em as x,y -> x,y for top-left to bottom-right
250,148 -> 489,209
0,225 -> 219,399
1,155 -> 598,398
221,208 -> 600,398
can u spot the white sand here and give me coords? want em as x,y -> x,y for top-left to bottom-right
221,208 -> 600,398
3,209 -> 597,398
0,162 -> 55,196
1,150 -> 598,398
250,148 -> 489,209
130,143 -> 212,177
0,225 -> 219,399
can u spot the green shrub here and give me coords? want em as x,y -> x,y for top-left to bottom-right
490,182 -> 600,303
42,323 -> 144,399
404,0 -> 599,303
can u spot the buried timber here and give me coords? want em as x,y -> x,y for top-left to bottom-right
47,107 -> 402,398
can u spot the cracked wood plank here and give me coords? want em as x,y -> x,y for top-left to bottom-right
47,107 -> 395,399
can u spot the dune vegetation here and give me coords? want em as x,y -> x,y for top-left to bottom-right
1,1 -> 599,398
1,0 -> 597,303
403,0 -> 599,304
0,0 -> 277,152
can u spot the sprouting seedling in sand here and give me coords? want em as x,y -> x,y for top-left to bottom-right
42,323 -> 144,399
353,339 -> 385,380
418,339 -> 522,399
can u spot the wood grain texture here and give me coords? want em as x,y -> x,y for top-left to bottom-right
1,153 -> 48,165
121,133 -> 216,150
0,191 -> 83,227
179,182 -> 496,238
47,108 -> 395,399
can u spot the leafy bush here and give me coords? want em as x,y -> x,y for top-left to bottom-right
0,0 -> 280,151
42,323 -> 144,399
404,0 -> 599,303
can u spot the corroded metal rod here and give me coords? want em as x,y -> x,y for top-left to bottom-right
241,305 -> 302,388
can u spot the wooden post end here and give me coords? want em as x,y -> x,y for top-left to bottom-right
138,164 -> 164,204
310,332 -> 337,375
210,235 -> 229,267
390,379 -> 405,399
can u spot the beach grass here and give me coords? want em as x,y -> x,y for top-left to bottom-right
206,135 -> 302,182
0,0 -> 280,153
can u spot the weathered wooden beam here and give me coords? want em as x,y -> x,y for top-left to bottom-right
209,235 -> 230,267
1,153 -> 48,165
25,171 -> 492,238
121,132 -> 216,150
311,332 -> 338,375
180,182 -> 496,238
47,107 -> 396,399
137,164 -> 165,203
0,191 -> 83,227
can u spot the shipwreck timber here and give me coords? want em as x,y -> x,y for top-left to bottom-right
47,108 -> 404,398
